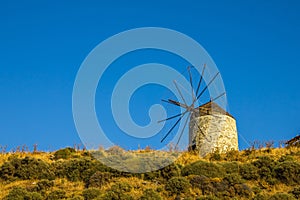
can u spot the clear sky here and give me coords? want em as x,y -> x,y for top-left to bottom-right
0,0 -> 299,151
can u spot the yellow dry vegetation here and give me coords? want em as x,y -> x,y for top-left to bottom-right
0,146 -> 299,199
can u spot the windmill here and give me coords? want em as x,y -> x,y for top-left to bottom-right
159,65 -> 238,156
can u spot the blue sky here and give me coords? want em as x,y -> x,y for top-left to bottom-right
0,0 -> 299,151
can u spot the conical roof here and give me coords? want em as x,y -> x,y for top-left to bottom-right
193,101 -> 234,118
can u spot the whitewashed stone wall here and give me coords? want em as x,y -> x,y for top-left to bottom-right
189,114 -> 238,157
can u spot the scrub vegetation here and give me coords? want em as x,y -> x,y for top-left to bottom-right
0,142 -> 299,200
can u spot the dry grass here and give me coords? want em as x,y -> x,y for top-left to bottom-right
0,146 -> 299,199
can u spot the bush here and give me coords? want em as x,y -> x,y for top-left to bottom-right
25,192 -> 43,200
222,173 -> 243,186
143,163 -> 181,181
289,187 -> 300,199
252,156 -> 276,180
224,150 -> 240,161
253,194 -> 268,200
47,190 -> 66,200
4,186 -> 44,200
201,181 -> 218,196
189,175 -> 231,196
140,189 -> 162,200
233,183 -> 252,198
102,182 -> 133,200
269,193 -> 296,200
102,192 -> 133,200
278,155 -> 295,162
221,162 -> 239,174
143,170 -> 159,181
111,182 -> 132,193
82,188 -> 101,200
209,174 -> 252,198
274,161 -> 300,185
88,171 -> 111,188
188,175 -> 209,188
3,187 -> 28,200
53,147 -> 76,160
165,177 -> 190,195
239,163 -> 259,180
209,151 -> 221,161
252,186 -> 262,195
0,157 -> 55,181
197,196 -> 220,200
67,196 -> 84,200
182,161 -> 226,178
160,163 -> 181,180
36,179 -> 54,191
54,158 -> 94,182
53,158 -> 107,182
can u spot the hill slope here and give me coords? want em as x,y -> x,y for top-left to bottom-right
0,146 -> 299,200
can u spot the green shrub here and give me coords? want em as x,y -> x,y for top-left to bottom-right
53,147 -> 76,160
201,181 -> 218,196
269,193 -> 296,200
212,181 -> 228,195
252,156 -> 276,180
143,170 -> 159,181
3,187 -> 28,200
224,150 -> 240,161
111,182 -> 132,193
67,195 -> 84,200
209,174 -> 252,198
188,175 -> 228,196
252,186 -> 262,195
222,173 -> 243,186
221,162 -> 239,174
102,182 -> 133,200
53,158 -> 106,182
182,161 -> 226,178
278,155 -> 295,162
253,193 -> 268,200
88,171 -> 111,188
25,192 -> 43,200
53,158 -> 94,181
0,160 -> 15,181
4,187 -> 43,200
209,151 -> 221,161
233,183 -> 252,198
259,166 -> 274,181
274,161 -> 300,185
253,156 -> 276,168
196,196 -> 220,200
165,177 -> 190,195
4,186 -> 43,200
102,191 -> 133,200
140,189 -> 162,200
239,163 -> 259,180
160,163 -> 181,180
36,179 -> 54,191
289,187 -> 300,199
142,163 -> 181,181
82,188 -> 101,200
0,157 -> 54,181
46,190 -> 66,200
188,175 -> 209,188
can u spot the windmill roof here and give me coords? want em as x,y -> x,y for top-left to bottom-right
195,101 -> 234,119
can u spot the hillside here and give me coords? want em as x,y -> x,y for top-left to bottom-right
0,146 -> 299,200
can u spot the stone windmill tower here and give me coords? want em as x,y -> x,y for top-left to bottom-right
159,66 -> 238,157
189,101 -> 238,157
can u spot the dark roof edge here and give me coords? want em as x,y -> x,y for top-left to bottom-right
197,101 -> 235,119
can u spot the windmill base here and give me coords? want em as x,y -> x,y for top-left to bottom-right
189,114 -> 238,157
